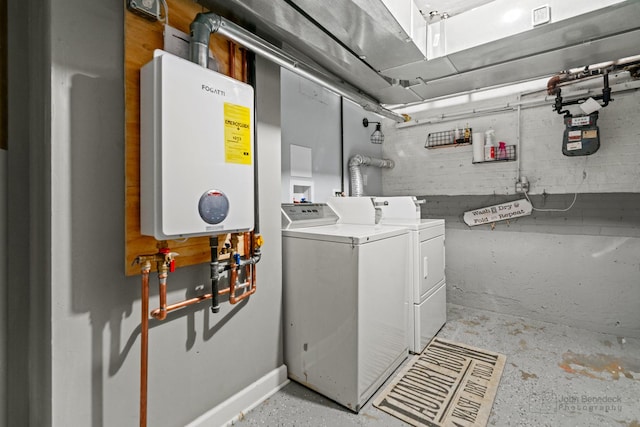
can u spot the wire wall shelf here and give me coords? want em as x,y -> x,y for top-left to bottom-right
473,145 -> 517,164
425,128 -> 472,149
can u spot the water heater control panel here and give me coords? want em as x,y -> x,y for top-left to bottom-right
140,50 -> 255,240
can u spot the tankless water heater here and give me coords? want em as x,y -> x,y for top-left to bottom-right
140,50 -> 254,240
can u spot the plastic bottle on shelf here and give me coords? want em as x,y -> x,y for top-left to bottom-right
464,123 -> 471,143
484,130 -> 495,161
498,142 -> 507,160
485,129 -> 495,146
472,131 -> 484,163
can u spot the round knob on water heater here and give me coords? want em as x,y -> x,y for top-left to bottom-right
198,189 -> 230,225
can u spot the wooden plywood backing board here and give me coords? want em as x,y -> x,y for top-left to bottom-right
124,0 -> 248,275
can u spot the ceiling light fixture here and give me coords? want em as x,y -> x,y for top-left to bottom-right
363,118 -> 384,144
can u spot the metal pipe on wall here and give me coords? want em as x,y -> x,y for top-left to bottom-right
210,236 -> 220,313
547,54 -> 640,94
147,234 -> 262,318
189,12 -> 404,123
397,79 -> 640,128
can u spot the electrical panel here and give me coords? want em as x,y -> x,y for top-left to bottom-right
140,50 -> 255,240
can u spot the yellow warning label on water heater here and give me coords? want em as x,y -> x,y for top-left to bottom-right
224,103 -> 251,165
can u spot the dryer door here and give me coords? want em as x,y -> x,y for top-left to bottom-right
419,235 -> 445,300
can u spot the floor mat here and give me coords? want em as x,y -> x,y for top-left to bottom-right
373,338 -> 506,426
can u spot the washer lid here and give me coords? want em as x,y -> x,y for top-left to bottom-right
282,223 -> 408,245
380,218 -> 444,231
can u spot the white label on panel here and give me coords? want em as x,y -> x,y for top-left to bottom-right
571,116 -> 590,126
566,141 -> 583,151
567,130 -> 582,141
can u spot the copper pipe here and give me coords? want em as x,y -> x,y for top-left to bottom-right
244,232 -> 251,279
251,233 -> 258,286
149,287 -> 232,318
152,293 -> 212,317
229,281 -> 256,304
155,267 -> 168,321
252,262 -> 257,286
241,47 -> 247,82
140,261 -> 151,427
148,232 -> 260,317
546,75 -> 562,95
229,231 -> 257,304
229,254 -> 238,296
228,41 -> 236,79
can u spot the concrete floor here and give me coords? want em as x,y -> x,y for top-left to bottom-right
239,304 -> 640,427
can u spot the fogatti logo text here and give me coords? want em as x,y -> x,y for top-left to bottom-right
202,84 -> 225,96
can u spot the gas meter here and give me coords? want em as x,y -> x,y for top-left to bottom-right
552,72 -> 611,157
562,112 -> 600,156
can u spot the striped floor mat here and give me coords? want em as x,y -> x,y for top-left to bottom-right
374,338 -> 506,426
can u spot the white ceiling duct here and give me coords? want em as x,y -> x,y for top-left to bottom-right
198,0 -> 640,105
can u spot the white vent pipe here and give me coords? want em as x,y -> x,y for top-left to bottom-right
348,155 -> 394,197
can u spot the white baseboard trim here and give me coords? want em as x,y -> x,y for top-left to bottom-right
186,365 -> 289,427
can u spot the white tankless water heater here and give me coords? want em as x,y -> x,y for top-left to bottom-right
140,50 -> 255,240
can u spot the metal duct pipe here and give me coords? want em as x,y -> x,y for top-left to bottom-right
190,13 -> 221,68
348,154 -> 394,197
189,12 -> 404,123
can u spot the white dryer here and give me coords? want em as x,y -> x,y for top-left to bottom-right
281,203 -> 409,412
328,196 -> 446,354
374,196 -> 446,354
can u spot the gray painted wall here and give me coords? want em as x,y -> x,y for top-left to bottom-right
383,84 -> 640,338
280,70 -> 387,203
7,1 -> 283,426
281,68 -> 341,203
342,98 -> 386,197
7,0 -> 51,424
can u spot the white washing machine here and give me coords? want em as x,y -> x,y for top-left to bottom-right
328,196 -> 446,354
281,203 -> 409,412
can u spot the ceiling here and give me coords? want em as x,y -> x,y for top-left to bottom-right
413,0 -> 494,20
197,0 -> 640,107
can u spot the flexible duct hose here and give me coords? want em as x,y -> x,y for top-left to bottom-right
348,154 -> 394,197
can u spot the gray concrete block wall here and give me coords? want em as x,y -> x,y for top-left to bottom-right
383,89 -> 640,196
419,194 -> 640,338
382,86 -> 640,338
